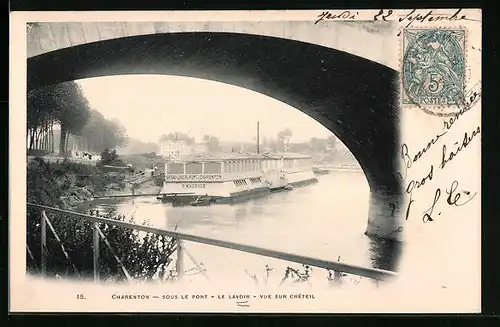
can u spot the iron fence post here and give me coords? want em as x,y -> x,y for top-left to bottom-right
40,210 -> 47,277
176,238 -> 183,278
93,222 -> 100,282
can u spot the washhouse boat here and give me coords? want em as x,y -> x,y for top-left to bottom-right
157,151 -> 318,205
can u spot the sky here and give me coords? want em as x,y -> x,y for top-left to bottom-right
76,75 -> 333,144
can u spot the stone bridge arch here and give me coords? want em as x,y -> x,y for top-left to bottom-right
27,30 -> 403,241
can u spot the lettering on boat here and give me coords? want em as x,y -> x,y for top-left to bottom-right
166,174 -> 222,181
182,183 -> 206,188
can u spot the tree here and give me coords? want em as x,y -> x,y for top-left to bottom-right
100,148 -> 125,166
309,137 -> 327,153
79,110 -> 128,153
202,135 -> 220,152
53,82 -> 91,155
27,87 -> 58,152
326,135 -> 338,151
27,82 -> 91,156
208,136 -> 220,152
105,119 -> 128,149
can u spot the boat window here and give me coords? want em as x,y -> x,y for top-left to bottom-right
167,162 -> 184,174
234,179 -> 247,187
204,162 -> 221,174
185,162 -> 203,174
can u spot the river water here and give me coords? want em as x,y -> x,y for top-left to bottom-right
91,171 -> 401,286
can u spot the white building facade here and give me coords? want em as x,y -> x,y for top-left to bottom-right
159,140 -> 209,159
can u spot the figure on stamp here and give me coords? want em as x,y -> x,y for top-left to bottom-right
403,29 -> 465,106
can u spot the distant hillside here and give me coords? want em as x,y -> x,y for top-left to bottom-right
117,138 -> 159,155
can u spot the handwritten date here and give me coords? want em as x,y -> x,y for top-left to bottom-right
399,9 -> 466,28
315,11 -> 359,24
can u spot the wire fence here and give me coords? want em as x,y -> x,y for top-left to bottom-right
26,203 -> 398,285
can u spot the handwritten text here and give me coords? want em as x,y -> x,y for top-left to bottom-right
315,11 -> 359,24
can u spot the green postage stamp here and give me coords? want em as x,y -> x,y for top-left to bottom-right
402,28 -> 466,110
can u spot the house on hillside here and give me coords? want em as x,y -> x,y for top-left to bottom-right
158,135 -> 209,159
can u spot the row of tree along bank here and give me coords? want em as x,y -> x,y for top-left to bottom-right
27,81 -> 128,156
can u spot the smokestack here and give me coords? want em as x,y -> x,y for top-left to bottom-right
257,121 -> 260,154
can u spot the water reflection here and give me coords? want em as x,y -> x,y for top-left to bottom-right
89,172 -> 401,272
367,236 -> 402,271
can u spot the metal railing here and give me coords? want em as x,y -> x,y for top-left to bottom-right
26,203 -> 398,283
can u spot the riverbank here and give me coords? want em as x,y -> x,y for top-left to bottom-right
102,179 -> 161,198
27,157 -> 128,210
26,157 -> 177,282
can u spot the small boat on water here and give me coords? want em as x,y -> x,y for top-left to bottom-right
312,167 -> 330,175
189,196 -> 213,206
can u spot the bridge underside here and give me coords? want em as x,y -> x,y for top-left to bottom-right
27,32 -> 403,241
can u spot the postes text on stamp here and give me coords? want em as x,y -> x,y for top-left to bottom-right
402,28 -> 466,113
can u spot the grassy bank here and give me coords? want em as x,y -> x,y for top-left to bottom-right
27,157 -> 127,209
26,157 -> 177,282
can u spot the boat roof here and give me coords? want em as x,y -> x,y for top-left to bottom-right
176,152 -> 264,162
262,152 -> 312,159
174,151 -> 312,162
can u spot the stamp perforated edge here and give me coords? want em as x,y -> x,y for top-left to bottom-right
398,25 -> 469,117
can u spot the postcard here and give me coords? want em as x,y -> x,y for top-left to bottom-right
9,9 -> 481,313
